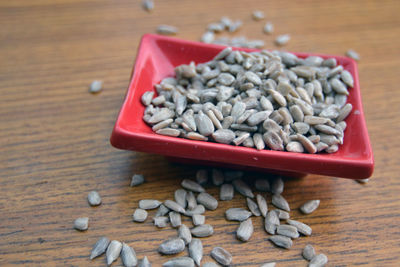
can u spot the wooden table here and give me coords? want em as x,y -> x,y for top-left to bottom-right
1,0 -> 399,266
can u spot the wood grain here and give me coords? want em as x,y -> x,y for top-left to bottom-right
1,0 -> 400,266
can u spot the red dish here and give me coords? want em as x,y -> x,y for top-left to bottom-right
110,34 -> 374,179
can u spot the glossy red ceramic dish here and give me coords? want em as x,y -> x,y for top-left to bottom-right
110,34 -> 374,179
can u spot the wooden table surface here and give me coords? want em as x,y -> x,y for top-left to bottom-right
1,0 -> 400,266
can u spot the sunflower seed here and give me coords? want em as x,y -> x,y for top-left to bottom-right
247,111 -> 272,126
303,244 -> 316,261
142,0 -> 154,12
286,141 -> 304,153
163,257 -> 195,267
158,238 -> 185,255
309,254 -> 328,267
226,208 -> 252,221
263,22 -> 274,34
206,109 -> 223,129
261,263 -> 276,267
211,247 -> 232,266
130,174 -> 145,187
152,95 -> 166,106
272,194 -> 290,211
74,217 -> 89,231
268,235 -> 293,249
106,240 -> 123,265
197,193 -> 218,210
256,194 -> 268,217
275,34 -> 290,46
287,219 -> 312,236
232,179 -> 254,198
314,124 -> 341,136
212,129 -> 236,144
337,103 -> 352,122
156,128 -> 181,137
133,209 -> 148,222
236,218 -> 254,242
157,25 -> 178,35
300,200 -> 320,214
138,256 -> 151,267
121,243 -> 137,267
252,10 -> 265,20
155,204 -> 170,217
169,211 -> 182,228
263,131 -> 284,151
195,112 -> 215,136
176,225 -> 191,246
202,262 -> 218,267
247,198 -> 261,216
185,204 -> 206,216
201,31 -> 215,44
220,184 -> 234,201
164,200 -> 186,214
189,238 -> 203,266
214,47 -> 233,61
274,209 -> 290,220
186,191 -> 197,210
182,179 -> 205,193
154,216 -> 169,228
152,118 -> 173,131
356,178 -> 369,184
192,214 -> 205,226
89,80 -> 103,93
346,49 -> 360,61
191,224 -> 214,237
139,199 -> 162,210
330,78 -> 349,95
195,170 -> 208,185
90,237 -> 110,260
233,132 -> 250,146
277,224 -> 299,239
87,191 -> 101,206
174,189 -> 187,209
270,177 -> 284,195
212,169 -> 224,186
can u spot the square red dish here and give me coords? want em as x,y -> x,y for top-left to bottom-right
110,34 -> 374,179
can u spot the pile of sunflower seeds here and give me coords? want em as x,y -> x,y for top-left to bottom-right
142,47 -> 354,154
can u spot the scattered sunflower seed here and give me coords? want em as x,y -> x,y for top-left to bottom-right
189,238 -> 203,266
201,31 -> 215,44
185,204 -> 206,216
87,191 -> 101,206
169,211 -> 182,228
265,210 -> 280,235
272,194 -> 290,211
191,224 -> 214,237
121,243 -> 137,267
162,257 -> 195,267
345,49 -> 360,61
178,224 -> 192,245
268,235 -> 293,249
225,208 -> 252,221
106,240 -> 123,266
220,184 -> 234,201
256,194 -> 268,217
74,217 -> 89,231
157,25 -> 178,35
202,262 -> 218,267
276,224 -> 300,239
263,22 -> 274,34
139,199 -> 162,210
90,236 -> 110,260
138,256 -> 151,267
255,179 -> 270,192
133,208 -> 148,222
174,189 -> 187,209
197,192 -> 218,210
270,177 -> 284,195
247,197 -> 261,216
158,238 -> 185,255
236,218 -> 254,242
274,209 -> 290,220
212,169 -> 225,186
192,214 -> 205,226
186,191 -> 197,210
155,204 -> 170,217
196,170 -> 209,185
300,200 -> 320,214
309,254 -> 328,267
275,34 -> 290,46
252,10 -> 265,20
261,263 -> 276,267
303,244 -> 316,261
287,219 -> 312,236
154,216 -> 169,228
130,174 -> 145,187
232,179 -> 254,198
142,0 -> 154,12
181,179 -> 205,193
211,247 -> 232,266
89,80 -> 103,93
164,200 -> 186,214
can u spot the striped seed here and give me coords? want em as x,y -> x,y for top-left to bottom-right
300,200 -> 320,214
236,218 -> 254,242
303,244 -> 316,261
174,189 -> 187,209
106,240 -> 123,266
276,224 -> 300,239
139,199 -> 162,210
268,235 -> 293,249
225,208 -> 252,221
133,209 -> 148,222
169,211 -> 182,228
309,254 -> 328,267
232,179 -> 254,198
265,210 -> 280,235
186,191 -> 197,210
274,209 -> 290,220
74,217 -> 89,231
272,194 -> 290,211
197,193 -> 218,210
211,247 -> 232,266
181,179 -> 205,193
270,177 -> 284,195
189,238 -> 203,266
121,243 -> 137,267
247,197 -> 261,216
256,194 -> 268,217
220,184 -> 234,201
90,237 -> 110,260
185,204 -> 206,216
178,224 -> 192,245
191,224 -> 214,237
87,191 -> 101,206
158,238 -> 185,255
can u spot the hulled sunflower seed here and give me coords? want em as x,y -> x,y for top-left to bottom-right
139,199 -> 161,210
236,218 -> 254,242
121,243 -> 137,267
189,238 -> 203,266
253,133 -> 265,150
186,132 -> 208,141
303,244 -> 316,261
274,209 -> 290,220
133,209 -> 148,222
163,257 -> 195,267
300,199 -> 320,214
178,224 -> 192,245
263,22 -> 274,34
255,179 -> 270,192
186,191 -> 197,210
263,131 -> 284,151
87,191 -> 101,206
296,134 -> 317,154
90,236 -> 110,260
232,179 -> 254,198
261,263 -> 276,267
337,103 -> 352,122
272,194 -> 290,211
212,169 -> 224,186
142,0 -> 154,12
156,128 -> 180,137
138,256 -> 151,267
174,189 -> 187,209
201,31 -> 215,44
286,141 -> 305,153
155,204 -> 170,217
226,208 -> 252,221
195,112 -> 215,136
256,194 -> 268,217
220,184 -> 234,201
169,211 -> 182,228
191,224 -> 214,237
152,118 -> 173,131
181,179 -> 205,193
158,238 -> 185,255
89,80 -> 103,93
197,193 -> 218,210
157,25 -> 178,35
233,132 -> 250,146
164,200 -> 186,214
211,247 -> 232,266
270,177 -> 284,195
287,219 -> 312,236
268,235 -> 293,249
276,224 -> 299,239
247,197 -> 261,216
212,129 -> 236,144
185,204 -> 206,216
309,254 -> 328,267
192,214 -> 205,226
203,262 -> 219,267
196,170 -> 209,185
275,34 -> 290,46
341,70 -> 354,87
130,174 -> 145,187
74,217 -> 89,231
356,178 -> 369,184
154,216 -> 169,228
264,210 -> 280,235
346,49 -> 360,61
106,240 -> 123,266
141,91 -> 154,106
252,10 -> 265,20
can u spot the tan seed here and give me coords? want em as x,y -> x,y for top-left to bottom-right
211,247 -> 232,266
268,235 -> 292,249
